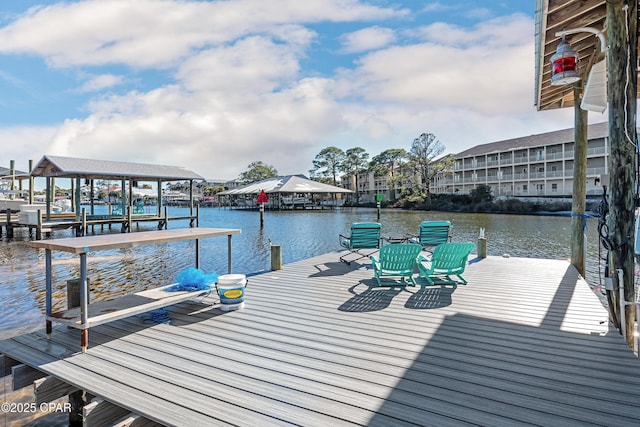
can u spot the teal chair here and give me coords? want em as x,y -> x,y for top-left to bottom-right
417,242 -> 475,285
339,222 -> 382,264
408,220 -> 451,252
133,200 -> 145,214
371,243 -> 422,286
111,202 -> 124,216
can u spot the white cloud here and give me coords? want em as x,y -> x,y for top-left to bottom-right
0,3 -> 592,181
0,125 -> 59,166
77,73 -> 125,93
421,3 -> 450,13
0,0 -> 407,69
339,26 -> 396,54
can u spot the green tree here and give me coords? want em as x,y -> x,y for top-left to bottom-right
407,133 -> 446,201
369,148 -> 408,202
469,184 -> 493,203
310,146 -> 346,186
239,161 -> 278,183
343,147 -> 369,203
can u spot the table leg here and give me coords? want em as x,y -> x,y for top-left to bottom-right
227,235 -> 232,273
45,249 -> 52,336
195,238 -> 200,269
80,253 -> 88,352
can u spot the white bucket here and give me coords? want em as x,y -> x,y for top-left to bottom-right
216,274 -> 246,311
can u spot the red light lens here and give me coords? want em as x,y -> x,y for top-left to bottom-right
553,56 -> 577,74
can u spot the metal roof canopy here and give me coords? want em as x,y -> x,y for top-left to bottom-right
218,175 -> 352,196
535,0 -> 640,111
30,155 -> 203,182
0,166 -> 29,180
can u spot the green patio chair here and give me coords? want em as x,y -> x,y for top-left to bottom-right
408,220 -> 451,252
339,222 -> 382,264
417,242 -> 475,285
133,200 -> 145,214
371,243 -> 422,286
111,202 -> 124,216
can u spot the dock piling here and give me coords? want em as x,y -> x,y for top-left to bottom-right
271,245 -> 282,270
477,228 -> 487,258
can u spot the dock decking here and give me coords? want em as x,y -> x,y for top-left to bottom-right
2,253 -> 640,426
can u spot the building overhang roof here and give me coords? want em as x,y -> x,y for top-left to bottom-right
535,0 -> 640,111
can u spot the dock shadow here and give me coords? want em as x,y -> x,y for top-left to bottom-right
338,280 -> 402,312
309,261 -> 368,278
404,284 -> 456,309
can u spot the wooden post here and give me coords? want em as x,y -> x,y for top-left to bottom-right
271,245 -> 282,270
68,389 -> 87,427
36,209 -> 42,240
607,0 -> 637,346
259,203 -> 264,227
81,208 -> 87,236
477,228 -> 487,258
9,160 -> 14,190
570,83 -> 588,277
28,160 -> 34,204
45,177 -> 51,221
5,209 -> 12,238
164,206 -> 168,229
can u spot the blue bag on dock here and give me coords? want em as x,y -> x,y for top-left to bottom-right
170,267 -> 218,292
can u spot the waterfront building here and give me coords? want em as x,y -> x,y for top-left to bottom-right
342,122 -> 612,203
442,122 -> 609,200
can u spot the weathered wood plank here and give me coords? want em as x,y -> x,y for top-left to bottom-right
29,227 -> 240,253
3,335 -> 226,426
48,284 -> 209,329
1,354 -> 21,377
33,376 -> 78,405
1,253 -> 640,426
11,364 -> 46,390
83,398 -> 131,427
112,414 -> 164,427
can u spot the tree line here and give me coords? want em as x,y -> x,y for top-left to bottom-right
238,133 -> 454,204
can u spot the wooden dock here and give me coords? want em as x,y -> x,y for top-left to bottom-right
2,253 -> 640,426
1,211 -> 199,239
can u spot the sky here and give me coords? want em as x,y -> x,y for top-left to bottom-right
0,0 -> 607,181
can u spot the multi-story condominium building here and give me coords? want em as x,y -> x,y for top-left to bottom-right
443,122 -> 609,199
342,122 -> 612,203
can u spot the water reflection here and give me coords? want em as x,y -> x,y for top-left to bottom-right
0,206 -> 604,339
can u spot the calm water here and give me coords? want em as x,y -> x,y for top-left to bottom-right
0,207 -> 604,339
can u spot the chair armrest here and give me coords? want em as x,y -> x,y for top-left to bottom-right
417,254 -> 431,263
406,235 -> 419,244
370,255 -> 380,267
339,234 -> 350,249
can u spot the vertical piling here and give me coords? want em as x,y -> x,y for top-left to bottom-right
477,228 -> 487,258
271,245 -> 282,270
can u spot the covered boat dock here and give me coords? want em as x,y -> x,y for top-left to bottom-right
218,174 -> 352,209
13,155 -> 205,238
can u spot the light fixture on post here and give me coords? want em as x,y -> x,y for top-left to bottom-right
550,27 -> 608,87
550,36 -> 580,85
552,27 -> 608,111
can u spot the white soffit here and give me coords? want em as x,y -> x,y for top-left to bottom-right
581,59 -> 607,113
